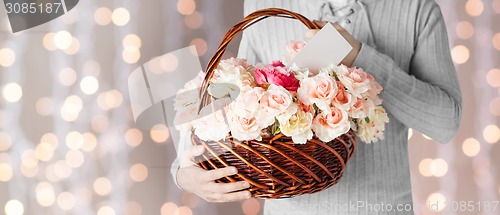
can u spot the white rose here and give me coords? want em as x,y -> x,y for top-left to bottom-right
356,106 -> 389,143
193,99 -> 230,141
279,108 -> 314,144
226,111 -> 262,141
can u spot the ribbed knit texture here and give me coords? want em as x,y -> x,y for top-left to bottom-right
171,0 -> 462,214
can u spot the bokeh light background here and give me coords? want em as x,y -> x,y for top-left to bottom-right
0,0 -> 499,214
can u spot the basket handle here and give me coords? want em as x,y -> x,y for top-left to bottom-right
198,8 -> 320,111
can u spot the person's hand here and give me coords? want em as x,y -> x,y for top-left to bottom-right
176,145 -> 251,202
305,20 -> 361,67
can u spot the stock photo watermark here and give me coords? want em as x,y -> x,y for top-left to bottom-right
3,0 -> 79,32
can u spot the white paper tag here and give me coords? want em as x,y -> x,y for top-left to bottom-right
289,23 -> 352,70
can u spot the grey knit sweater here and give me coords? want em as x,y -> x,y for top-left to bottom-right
171,0 -> 462,214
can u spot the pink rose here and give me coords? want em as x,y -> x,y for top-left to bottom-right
254,65 -> 299,91
297,73 -> 338,111
257,84 -> 294,127
337,66 -> 370,97
272,61 -> 286,67
227,113 -> 262,141
347,97 -> 368,118
230,87 -> 264,117
332,81 -> 355,111
284,40 -> 307,64
311,106 -> 350,142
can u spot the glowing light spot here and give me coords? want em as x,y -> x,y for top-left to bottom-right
130,163 -> 148,182
65,131 -> 84,150
4,200 -> 24,215
456,21 -> 474,40
161,202 -> 178,215
426,193 -> 446,212
190,38 -> 207,56
125,129 -> 143,147
97,206 -> 116,215
82,133 -> 97,152
0,132 -> 12,151
122,47 -> 141,64
0,48 -> 16,67
35,142 -> 55,162
483,124 -> 500,144
123,34 -> 142,49
94,177 -> 112,196
430,159 -> 448,177
0,163 -> 13,181
36,97 -> 53,116
466,0 -> 484,17
177,0 -> 196,15
43,33 -> 57,51
184,11 -> 203,29
493,33 -> 500,52
451,45 -> 469,64
61,95 -> 83,122
150,124 -> 170,143
97,90 -> 123,110
126,201 -> 142,215
65,150 -> 85,168
242,198 -> 261,215
486,69 -> 500,88
53,31 -> 73,50
64,37 -> 80,55
175,206 -> 192,215
95,7 -> 112,26
112,8 -> 130,26
41,133 -> 59,150
58,68 -> 77,86
57,192 -> 76,210
160,53 -> 179,72
3,83 -> 23,103
462,138 -> 480,157
36,182 -> 55,207
418,158 -> 433,177
80,76 -> 99,95
490,97 -> 500,116
21,149 -> 38,168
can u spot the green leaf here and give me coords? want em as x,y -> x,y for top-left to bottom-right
365,117 -> 370,123
273,127 -> 281,135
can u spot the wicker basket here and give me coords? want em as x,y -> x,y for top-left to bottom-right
192,8 -> 357,199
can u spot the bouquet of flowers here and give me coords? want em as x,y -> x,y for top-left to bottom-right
174,40 -> 388,145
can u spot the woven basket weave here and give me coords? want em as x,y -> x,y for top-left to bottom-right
192,8 -> 357,199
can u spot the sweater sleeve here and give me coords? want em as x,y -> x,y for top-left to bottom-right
352,3 -> 462,144
170,130 -> 191,189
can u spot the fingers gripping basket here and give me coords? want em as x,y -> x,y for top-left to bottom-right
192,8 -> 357,199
